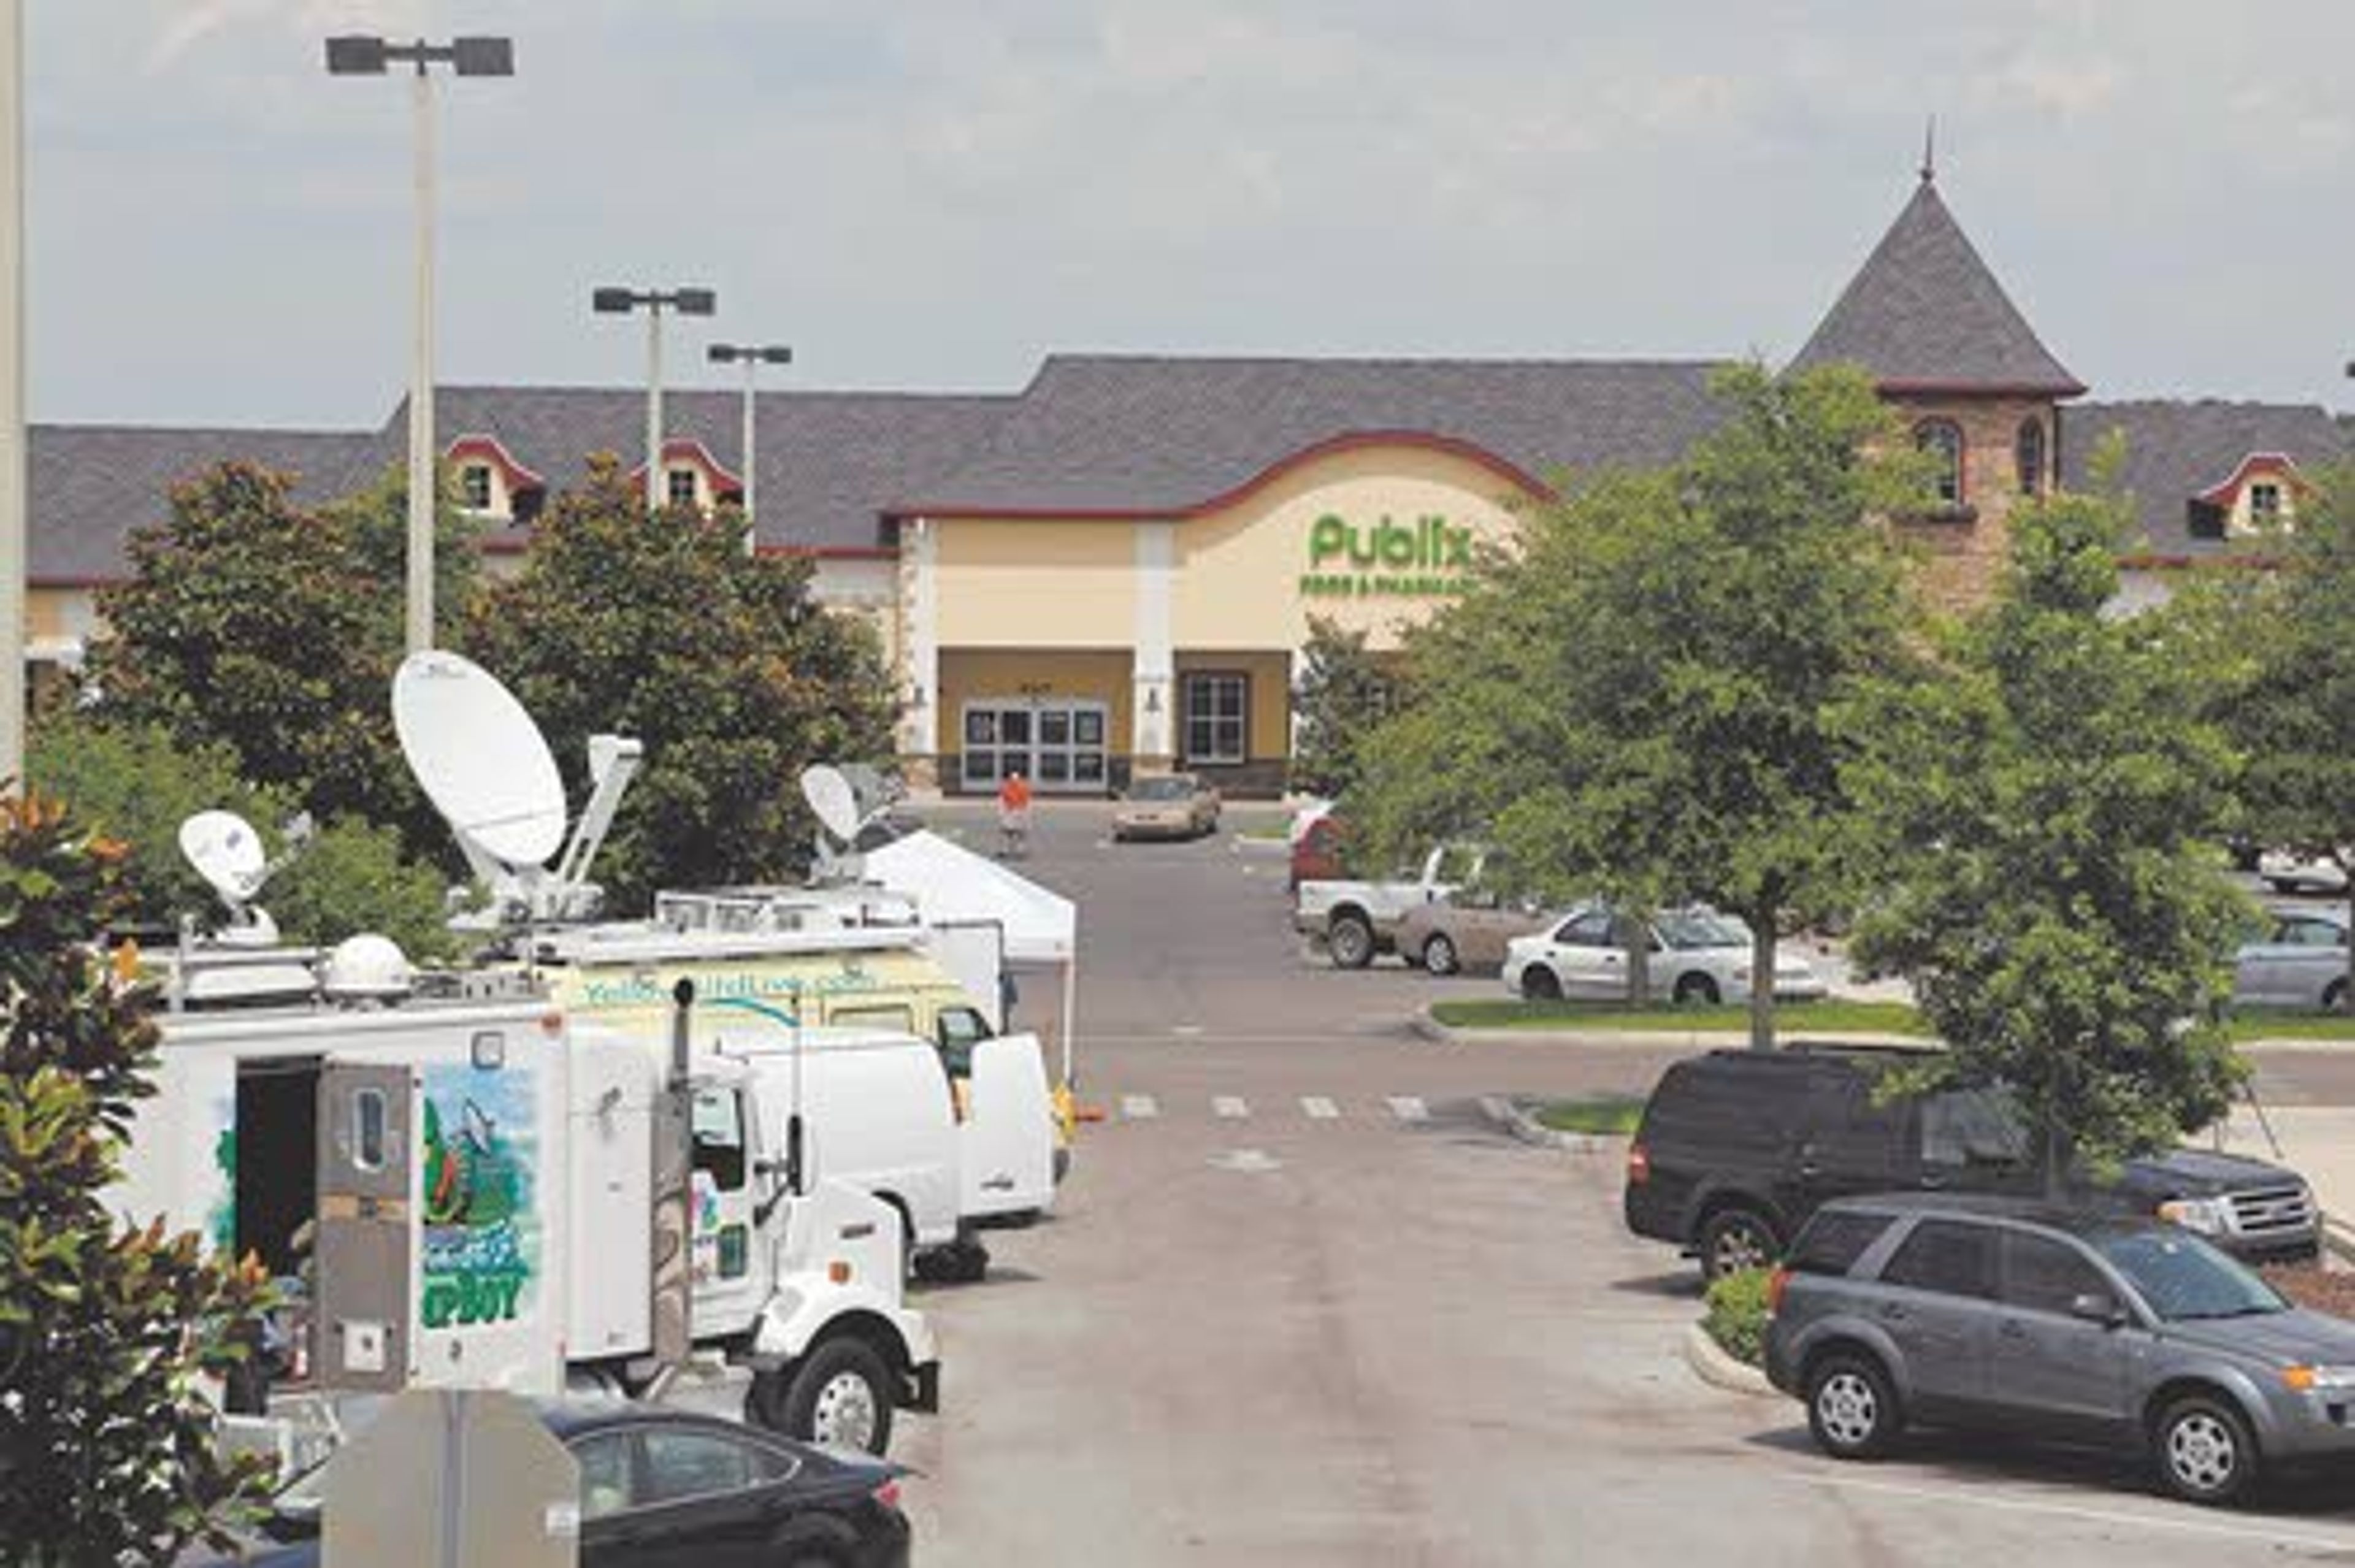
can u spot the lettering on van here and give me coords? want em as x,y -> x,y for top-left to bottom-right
419,1063 -> 538,1330
576,968 -> 886,1015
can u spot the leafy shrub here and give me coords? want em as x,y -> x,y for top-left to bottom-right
1704,1266 -> 1773,1367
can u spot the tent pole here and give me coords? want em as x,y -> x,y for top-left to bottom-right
1060,957 -> 1078,1087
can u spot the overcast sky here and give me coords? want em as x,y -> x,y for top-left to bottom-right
26,1 -> 2355,428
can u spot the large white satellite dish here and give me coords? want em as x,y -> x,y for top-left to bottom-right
800,764 -> 862,844
179,809 -> 267,904
393,651 -> 569,870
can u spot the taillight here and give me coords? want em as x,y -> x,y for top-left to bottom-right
1626,1141 -> 1650,1185
1766,1266 -> 1791,1315
871,1477 -> 903,1511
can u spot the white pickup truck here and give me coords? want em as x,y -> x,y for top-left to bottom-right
1293,844 -> 1485,968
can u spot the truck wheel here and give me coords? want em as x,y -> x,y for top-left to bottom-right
1328,913 -> 1376,969
1698,1205 -> 1777,1281
2154,1393 -> 2259,1506
753,1339 -> 895,1455
1806,1352 -> 1900,1460
1422,934 -> 1460,976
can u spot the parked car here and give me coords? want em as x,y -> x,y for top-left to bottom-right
1393,887 -> 1553,976
1501,904 -> 1826,1005
2234,906 -> 2350,1013
244,1402 -> 913,1566
1294,843 -> 1485,968
1112,771 -> 1220,840
2257,849 -> 2349,897
1764,1193 -> 2355,1505
1625,1046 -> 2320,1281
1288,811 -> 1347,892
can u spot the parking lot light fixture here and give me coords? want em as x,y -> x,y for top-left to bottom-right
707,342 -> 792,554
594,288 -> 720,508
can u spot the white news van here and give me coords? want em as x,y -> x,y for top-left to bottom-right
117,952 -> 940,1461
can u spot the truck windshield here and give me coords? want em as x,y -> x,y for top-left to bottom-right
2095,1230 -> 2289,1322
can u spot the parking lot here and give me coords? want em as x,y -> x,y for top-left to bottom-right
890,802 -> 2355,1564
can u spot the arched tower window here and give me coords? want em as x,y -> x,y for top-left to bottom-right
1914,418 -> 1964,505
2015,417 -> 2047,497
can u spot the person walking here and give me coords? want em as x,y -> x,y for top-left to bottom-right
997,769 -> 1033,859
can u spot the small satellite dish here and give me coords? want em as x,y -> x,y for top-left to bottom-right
393,651 -> 569,870
800,765 -> 862,843
179,809 -> 267,904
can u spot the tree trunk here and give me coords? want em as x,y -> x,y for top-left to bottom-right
1748,914 -> 1776,1052
1625,911 -> 1653,1006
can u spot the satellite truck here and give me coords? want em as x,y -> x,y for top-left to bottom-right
113,678 -> 945,1472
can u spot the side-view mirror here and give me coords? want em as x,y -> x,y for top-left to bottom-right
2067,1291 -> 2126,1328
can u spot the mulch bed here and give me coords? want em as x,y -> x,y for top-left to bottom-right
2262,1263 -> 2355,1319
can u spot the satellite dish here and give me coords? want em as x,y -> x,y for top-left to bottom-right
800,765 -> 862,844
179,809 -> 267,904
393,651 -> 569,870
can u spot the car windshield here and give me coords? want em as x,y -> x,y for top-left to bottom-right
1656,910 -> 1747,950
2095,1230 -> 2290,1322
1128,778 -> 1191,801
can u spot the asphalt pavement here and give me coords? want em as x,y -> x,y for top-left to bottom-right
891,800 -> 2355,1565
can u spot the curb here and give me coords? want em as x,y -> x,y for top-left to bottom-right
1473,1093 -> 1620,1155
1414,1007 -> 1921,1052
1683,1322 -> 1776,1400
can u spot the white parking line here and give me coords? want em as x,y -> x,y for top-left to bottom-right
1171,1024 -> 1205,1038
1300,1096 -> 1340,1120
1386,1095 -> 1429,1123
1784,1472 -> 2355,1555
1212,1095 -> 1250,1120
1120,1095 -> 1158,1121
1477,1095 -> 1512,1125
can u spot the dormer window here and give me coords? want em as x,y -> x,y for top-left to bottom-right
2014,418 -> 2045,497
666,467 -> 700,508
459,462 -> 494,513
1915,419 -> 1964,505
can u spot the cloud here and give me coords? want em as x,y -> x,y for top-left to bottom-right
1982,54 -> 2121,120
140,0 -> 431,77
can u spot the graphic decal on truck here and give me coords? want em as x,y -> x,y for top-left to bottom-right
419,1063 -> 537,1329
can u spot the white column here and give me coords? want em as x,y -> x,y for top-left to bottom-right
1132,521 -> 1174,764
902,517 -> 940,784
0,0 -> 23,791
405,61 -> 437,654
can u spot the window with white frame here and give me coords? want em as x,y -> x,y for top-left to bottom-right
2249,481 -> 2283,524
666,467 -> 700,508
1182,673 -> 1247,765
459,463 -> 494,512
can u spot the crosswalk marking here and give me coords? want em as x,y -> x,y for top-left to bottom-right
1300,1096 -> 1340,1120
1121,1094 -> 1158,1120
1386,1095 -> 1429,1123
1212,1095 -> 1250,1120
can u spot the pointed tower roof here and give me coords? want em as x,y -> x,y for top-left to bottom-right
1791,174 -> 2084,397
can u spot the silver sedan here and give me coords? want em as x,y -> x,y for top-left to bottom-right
2233,907 -> 2350,1013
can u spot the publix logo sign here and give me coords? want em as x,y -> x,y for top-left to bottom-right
1299,513 -> 1474,599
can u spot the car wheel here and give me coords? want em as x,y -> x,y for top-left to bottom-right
1328,913 -> 1376,969
1423,934 -> 1460,976
1806,1352 -> 1899,1460
752,1339 -> 896,1455
2267,877 -> 2303,896
2327,978 -> 2348,1015
1519,965 -> 1562,1001
1674,971 -> 1721,1007
2154,1393 -> 2259,1506
1698,1206 -> 1778,1281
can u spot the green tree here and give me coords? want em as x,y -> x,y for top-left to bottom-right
86,461 -> 476,851
0,792 -> 277,1564
464,458 -> 897,912
2200,463 -> 2355,1009
1839,486 -> 2250,1171
1355,364 -> 1921,1041
1288,616 -> 1406,800
28,714 -> 456,959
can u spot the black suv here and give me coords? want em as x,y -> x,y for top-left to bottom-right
1625,1045 -> 2319,1280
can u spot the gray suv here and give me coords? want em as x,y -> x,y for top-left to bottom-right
1763,1193 -> 2355,1505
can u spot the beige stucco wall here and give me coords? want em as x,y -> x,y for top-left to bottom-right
935,649 -> 1135,756
1170,445 -> 1528,652
807,555 -> 900,671
932,519 -> 1136,646
1174,648 -> 1292,759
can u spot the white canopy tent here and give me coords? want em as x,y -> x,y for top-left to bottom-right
860,830 -> 1081,1082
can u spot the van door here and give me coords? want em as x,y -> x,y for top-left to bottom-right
930,921 -> 1010,1031
687,1080 -> 768,1337
314,1061 -> 414,1393
959,1034 -> 1055,1219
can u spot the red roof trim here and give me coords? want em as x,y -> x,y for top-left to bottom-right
883,429 -> 1553,522
627,437 -> 744,495
444,433 -> 546,492
464,533 -> 895,562
2191,452 -> 2307,508
1877,377 -> 2088,399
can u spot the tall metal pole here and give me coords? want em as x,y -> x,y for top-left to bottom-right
0,0 -> 24,794
645,307 -> 663,508
405,59 -> 437,654
740,356 -> 757,555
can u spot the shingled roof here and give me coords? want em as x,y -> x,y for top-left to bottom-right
2063,399 -> 2352,557
29,424 -> 392,583
892,354 -> 1732,516
1790,176 -> 2083,397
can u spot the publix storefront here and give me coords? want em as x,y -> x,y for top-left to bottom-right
890,429 -> 1544,797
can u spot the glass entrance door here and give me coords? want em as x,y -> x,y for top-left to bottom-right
961,699 -> 1109,794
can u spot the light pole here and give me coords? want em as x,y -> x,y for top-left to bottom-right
326,33 -> 515,657
592,288 -> 716,510
706,342 -> 791,554
0,0 -> 21,794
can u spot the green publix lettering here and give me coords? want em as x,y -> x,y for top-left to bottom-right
1308,513 -> 1472,572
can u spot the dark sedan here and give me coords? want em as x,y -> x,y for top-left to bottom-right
246,1402 -> 910,1567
